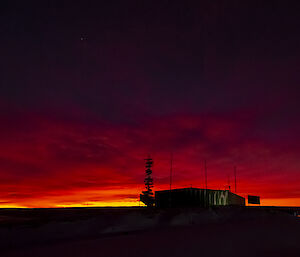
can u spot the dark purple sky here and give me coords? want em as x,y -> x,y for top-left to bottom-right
0,1 -> 299,207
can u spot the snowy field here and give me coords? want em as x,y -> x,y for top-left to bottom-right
0,207 -> 299,257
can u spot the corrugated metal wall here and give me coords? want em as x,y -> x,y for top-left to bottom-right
155,188 -> 245,208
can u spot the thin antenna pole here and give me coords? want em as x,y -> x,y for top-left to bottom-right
170,152 -> 173,191
234,166 -> 237,193
204,159 -> 207,190
228,174 -> 231,191
169,152 -> 173,208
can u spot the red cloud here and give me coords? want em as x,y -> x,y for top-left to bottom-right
0,112 -> 299,207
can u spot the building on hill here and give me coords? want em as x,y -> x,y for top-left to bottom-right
155,188 -> 245,208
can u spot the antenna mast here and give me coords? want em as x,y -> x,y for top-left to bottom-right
169,152 -> 173,207
170,152 -> 173,191
234,166 -> 237,193
204,159 -> 207,189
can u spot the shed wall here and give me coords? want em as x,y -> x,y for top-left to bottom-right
155,188 -> 245,208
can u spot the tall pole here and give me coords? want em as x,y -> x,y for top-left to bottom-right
170,152 -> 173,191
234,166 -> 237,193
204,159 -> 207,190
169,152 -> 173,208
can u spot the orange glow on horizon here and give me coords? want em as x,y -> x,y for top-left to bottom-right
257,198 -> 300,207
1,194 -> 299,208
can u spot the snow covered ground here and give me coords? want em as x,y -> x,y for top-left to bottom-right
0,207 -> 299,257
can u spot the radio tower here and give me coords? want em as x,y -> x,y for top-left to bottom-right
140,156 -> 154,207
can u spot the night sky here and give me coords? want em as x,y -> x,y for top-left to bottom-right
1,1 -> 299,207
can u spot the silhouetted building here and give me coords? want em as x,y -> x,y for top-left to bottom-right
155,188 -> 245,208
248,195 -> 260,204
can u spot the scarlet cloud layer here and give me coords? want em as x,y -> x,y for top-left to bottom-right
0,112 -> 299,208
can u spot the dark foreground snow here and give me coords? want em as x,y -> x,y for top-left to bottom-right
0,207 -> 299,257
